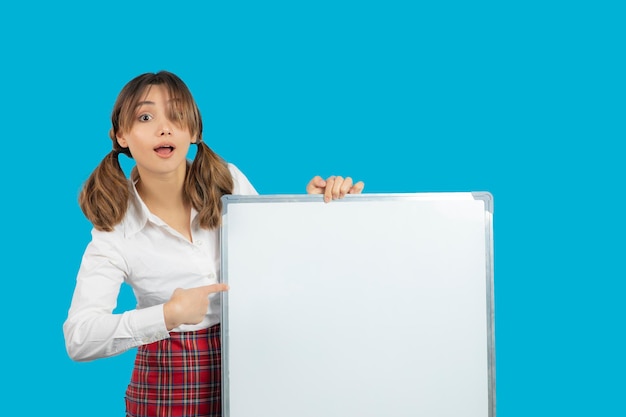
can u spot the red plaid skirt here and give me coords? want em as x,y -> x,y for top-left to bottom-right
125,324 -> 222,417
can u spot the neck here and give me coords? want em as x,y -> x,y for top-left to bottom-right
135,167 -> 187,210
135,167 -> 193,241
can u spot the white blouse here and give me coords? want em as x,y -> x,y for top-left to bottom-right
63,163 -> 258,362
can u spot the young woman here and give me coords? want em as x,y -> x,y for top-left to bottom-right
63,70 -> 364,417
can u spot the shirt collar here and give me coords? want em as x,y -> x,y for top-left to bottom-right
120,179 -> 199,238
121,179 -> 150,238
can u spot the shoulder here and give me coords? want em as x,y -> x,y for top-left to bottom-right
227,163 -> 259,196
80,225 -> 128,271
88,179 -> 148,240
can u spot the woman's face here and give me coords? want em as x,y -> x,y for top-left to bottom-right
116,84 -> 195,180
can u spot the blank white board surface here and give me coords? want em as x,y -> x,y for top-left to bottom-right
220,193 -> 495,417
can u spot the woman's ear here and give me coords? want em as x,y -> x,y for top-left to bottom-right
116,133 -> 128,148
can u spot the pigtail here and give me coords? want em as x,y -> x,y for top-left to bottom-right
78,150 -> 130,231
185,141 -> 234,229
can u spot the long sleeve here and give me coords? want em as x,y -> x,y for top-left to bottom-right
63,233 -> 169,362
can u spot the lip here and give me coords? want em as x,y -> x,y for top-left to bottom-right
153,142 -> 176,158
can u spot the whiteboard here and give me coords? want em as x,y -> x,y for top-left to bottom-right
220,193 -> 495,417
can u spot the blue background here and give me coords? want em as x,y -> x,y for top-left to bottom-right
1,1 -> 624,415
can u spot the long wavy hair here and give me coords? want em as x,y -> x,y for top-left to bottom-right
79,71 -> 233,231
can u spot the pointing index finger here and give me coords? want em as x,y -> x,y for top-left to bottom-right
204,283 -> 229,294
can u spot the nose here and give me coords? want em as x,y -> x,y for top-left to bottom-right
158,119 -> 173,136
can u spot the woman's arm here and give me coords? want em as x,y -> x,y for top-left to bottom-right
63,234 -> 168,362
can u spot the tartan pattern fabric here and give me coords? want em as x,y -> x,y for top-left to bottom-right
125,324 -> 222,417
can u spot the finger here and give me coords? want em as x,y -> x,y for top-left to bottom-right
202,283 -> 230,295
338,176 -> 354,198
306,175 -> 326,194
349,181 -> 365,194
324,176 -> 336,203
331,176 -> 344,199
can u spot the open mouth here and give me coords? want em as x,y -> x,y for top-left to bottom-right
154,143 -> 175,156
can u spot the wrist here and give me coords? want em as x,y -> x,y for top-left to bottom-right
163,301 -> 181,331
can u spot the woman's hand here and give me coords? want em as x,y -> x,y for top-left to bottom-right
306,175 -> 365,203
163,284 -> 229,330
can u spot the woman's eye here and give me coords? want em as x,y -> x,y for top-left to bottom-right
138,114 -> 153,122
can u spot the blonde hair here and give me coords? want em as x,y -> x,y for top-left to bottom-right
79,71 -> 233,231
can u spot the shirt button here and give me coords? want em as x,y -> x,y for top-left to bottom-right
196,240 -> 203,246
